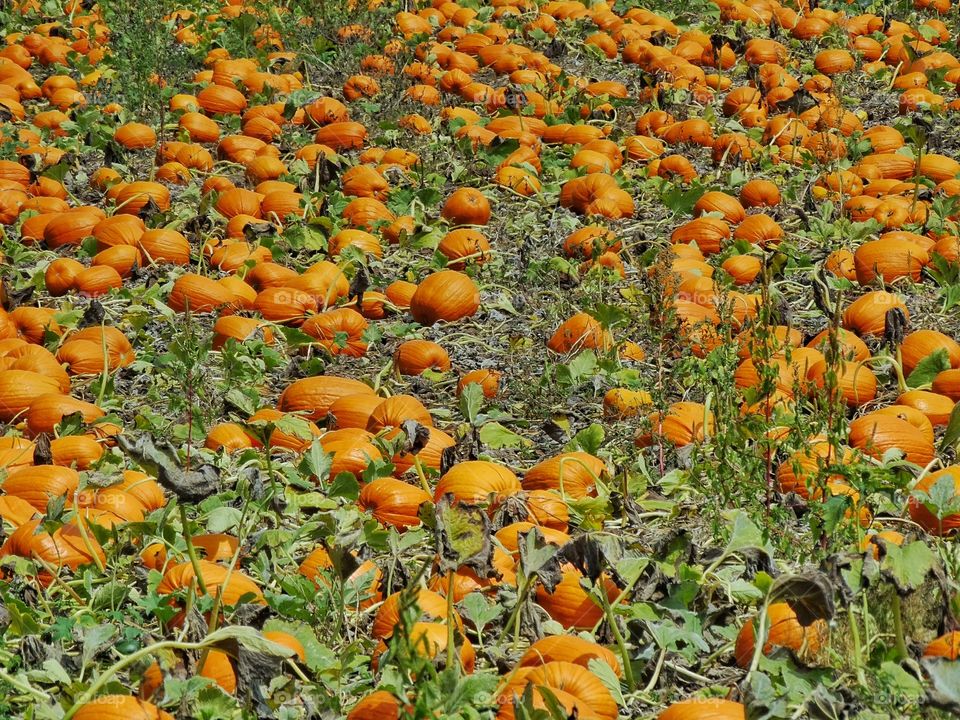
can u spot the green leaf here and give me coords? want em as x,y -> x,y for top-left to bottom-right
225,387 -> 258,416
459,592 -> 502,633
459,381 -> 484,425
923,658 -> 960,713
299,438 -> 333,483
880,540 -> 936,592
328,472 -> 360,501
907,348 -> 950,388
939,400 -> 960,451
723,510 -> 766,555
479,422 -> 531,449
206,506 -> 242,533
564,423 -> 605,455
588,657 -> 625,705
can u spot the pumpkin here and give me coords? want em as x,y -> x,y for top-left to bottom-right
843,291 -> 909,336
358,477 -> 431,529
278,375 -> 374,421
157,560 -> 264,605
923,631 -> 960,660
900,330 -> 960,374
637,402 -> 716,448
806,359 -> 877,408
518,635 -> 622,676
897,390 -> 955,426
319,428 -> 383,478
72,695 -> 174,720
199,650 -> 236,693
2,465 -> 79,511
457,369 -> 500,398
328,393 -> 385,430
0,370 -> 65,421
740,179 -> 781,207
659,699 -> 745,719
0,518 -> 105,584
734,602 -> 828,667
394,339 -> 451,375
853,238 -> 928,284
367,394 -> 432,432
848,413 -> 935,466
372,621 -> 475,672
24,393 -> 105,437
44,257 -> 83,295
522,452 -> 606,498
299,546 -> 382,608
410,270 -> 480,325
438,228 -> 491,268
434,460 -> 520,504
536,566 -> 619,629
498,662 -> 617,720
168,273 -> 235,313
693,191 -> 746,224
346,691 -> 400,720
909,465 -> 960,534
372,588 -> 462,639
547,312 -> 612,354
299,308 -> 368,357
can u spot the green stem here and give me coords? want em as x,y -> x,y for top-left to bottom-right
891,593 -> 909,662
596,582 -> 635,691
847,605 -> 868,685
64,636 -> 229,719
179,504 -> 208,596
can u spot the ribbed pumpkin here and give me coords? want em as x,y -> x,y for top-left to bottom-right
394,339 -> 451,375
806,359 -> 877,408
0,370 -> 64,421
897,390 -> 955,426
900,329 -> 960,375
909,465 -> 960,535
278,375 -> 374,420
441,188 -> 491,226
372,621 -> 475,673
367,394 -> 432,432
853,238 -> 928,284
499,661 -> 617,720
434,460 -> 520,504
734,601 -> 828,668
358,477 -> 432,529
457,368 -> 501,398
409,270 -> 480,325
24,393 -> 105,436
637,402 -> 716,448
157,560 -> 264,605
923,631 -> 960,660
522,452 -> 606,499
535,566 -> 619,629
848,413 -> 935,466
518,635 -> 622,676
302,308 -> 369,357
44,257 -> 83,295
319,428 -> 383,478
372,588 -> 460,640
2,465 -> 79,511
843,291 -> 909,336
328,393 -> 385,430
659,699 -> 745,720
0,518 -> 105,584
199,649 -> 237,694
168,273 -> 235,313
72,695 -> 173,720
346,691 -> 400,720
547,312 -> 612,354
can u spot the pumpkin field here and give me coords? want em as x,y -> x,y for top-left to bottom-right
4,0 -> 960,717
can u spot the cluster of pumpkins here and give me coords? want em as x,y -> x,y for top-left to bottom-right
2,0 -> 960,716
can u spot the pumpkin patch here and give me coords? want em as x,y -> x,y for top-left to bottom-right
0,0 -> 959,717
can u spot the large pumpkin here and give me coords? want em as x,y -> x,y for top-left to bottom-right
409,270 -> 480,325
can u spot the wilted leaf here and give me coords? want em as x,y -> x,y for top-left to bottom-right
768,571 -> 835,625
116,434 -> 219,502
518,527 -> 561,592
434,496 -> 492,576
